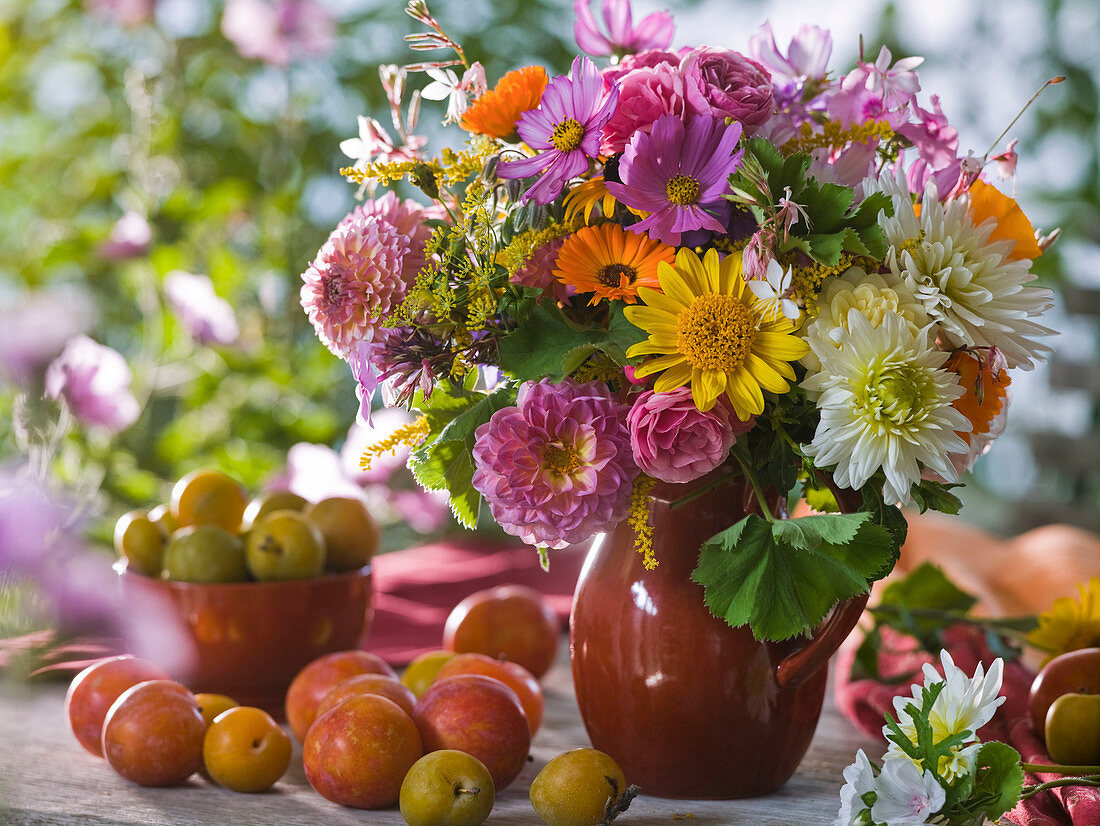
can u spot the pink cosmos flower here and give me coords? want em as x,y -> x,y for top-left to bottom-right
497,57 -> 619,205
99,212 -> 152,260
600,61 -> 690,155
339,192 -> 432,285
898,95 -> 959,192
45,336 -> 140,434
300,213 -> 410,360
164,271 -> 240,347
748,22 -> 832,94
221,0 -> 334,67
606,113 -> 743,246
681,47 -> 775,131
628,387 -> 753,484
471,378 -> 638,549
574,0 -> 674,59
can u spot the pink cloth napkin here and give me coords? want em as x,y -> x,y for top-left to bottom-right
362,536 -> 586,666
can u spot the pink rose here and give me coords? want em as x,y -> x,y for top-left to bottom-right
601,63 -> 690,155
602,48 -> 682,88
628,387 -> 752,484
681,47 -> 774,131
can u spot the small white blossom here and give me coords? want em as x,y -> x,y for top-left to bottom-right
870,756 -> 945,826
747,258 -> 800,323
835,748 -> 876,826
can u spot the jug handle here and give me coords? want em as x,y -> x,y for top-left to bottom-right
776,591 -> 869,690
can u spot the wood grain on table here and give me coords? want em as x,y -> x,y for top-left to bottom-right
0,644 -> 882,826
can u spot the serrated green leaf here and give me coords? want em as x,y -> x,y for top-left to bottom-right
840,226 -> 872,257
803,181 -> 854,231
806,232 -> 845,266
771,512 -> 870,551
850,191 -> 892,229
861,482 -> 908,570
803,484 -> 840,513
692,513 -> 891,640
497,305 -> 595,381
972,741 -> 1024,820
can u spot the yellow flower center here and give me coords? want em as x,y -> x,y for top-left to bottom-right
550,119 -> 586,152
855,362 -> 936,433
676,295 -> 757,371
665,174 -> 700,205
542,443 -> 582,477
596,263 -> 637,288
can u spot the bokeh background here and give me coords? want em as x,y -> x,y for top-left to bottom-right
1,0 -> 1097,640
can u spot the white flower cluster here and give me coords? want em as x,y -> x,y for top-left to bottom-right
799,170 -> 1054,507
835,650 -> 1005,826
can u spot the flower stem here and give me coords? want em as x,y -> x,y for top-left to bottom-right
1022,763 -> 1100,776
734,454 -> 776,523
1021,775 -> 1100,799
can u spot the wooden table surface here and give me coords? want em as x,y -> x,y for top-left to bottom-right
0,645 -> 882,826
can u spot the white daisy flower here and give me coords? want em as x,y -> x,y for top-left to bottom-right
834,748 -> 876,826
802,309 -> 971,506
870,756 -> 946,826
873,170 -> 1054,370
884,649 -> 1005,782
801,266 -> 928,378
747,258 -> 800,323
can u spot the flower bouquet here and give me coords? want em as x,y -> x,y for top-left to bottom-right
302,0 -> 1057,647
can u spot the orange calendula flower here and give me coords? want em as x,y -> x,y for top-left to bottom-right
944,349 -> 1010,443
460,65 -> 548,141
553,223 -> 675,306
968,178 -> 1042,261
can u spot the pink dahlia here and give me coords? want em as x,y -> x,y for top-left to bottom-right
628,387 -> 754,484
602,48 -> 682,88
681,47 -> 775,131
300,213 -> 410,360
471,378 -> 638,549
339,192 -> 432,285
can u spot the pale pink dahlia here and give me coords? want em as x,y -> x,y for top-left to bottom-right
471,378 -> 638,549
628,387 -> 753,484
339,192 -> 432,284
300,213 -> 410,360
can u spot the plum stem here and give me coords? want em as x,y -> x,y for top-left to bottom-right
601,781 -> 640,825
453,784 -> 480,796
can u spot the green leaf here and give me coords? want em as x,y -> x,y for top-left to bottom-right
861,481 -> 908,571
803,181 -> 854,231
879,562 -> 978,614
806,232 -> 845,266
497,305 -> 595,381
692,513 -> 893,640
971,741 -> 1024,821
909,480 -> 964,515
803,484 -> 840,513
771,512 -> 869,551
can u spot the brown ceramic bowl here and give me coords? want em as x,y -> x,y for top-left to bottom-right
115,562 -> 373,718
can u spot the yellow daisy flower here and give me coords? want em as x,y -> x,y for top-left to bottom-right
563,176 -> 647,226
553,223 -> 674,306
625,247 -> 809,417
1028,577 -> 1100,663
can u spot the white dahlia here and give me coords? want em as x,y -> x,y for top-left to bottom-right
802,266 -> 928,379
802,309 -> 971,505
874,171 -> 1054,370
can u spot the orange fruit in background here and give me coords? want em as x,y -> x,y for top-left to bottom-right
171,469 -> 249,533
195,693 -> 239,729
401,650 -> 457,699
203,706 -> 292,793
443,584 -> 560,679
316,673 -> 417,719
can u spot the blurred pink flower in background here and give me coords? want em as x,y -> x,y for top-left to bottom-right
45,336 -> 140,434
221,0 -> 335,67
163,270 -> 240,347
0,288 -> 94,385
85,0 -> 153,27
98,212 -> 153,260
574,0 -> 674,58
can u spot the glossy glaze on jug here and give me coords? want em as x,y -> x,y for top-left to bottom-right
570,473 -> 865,798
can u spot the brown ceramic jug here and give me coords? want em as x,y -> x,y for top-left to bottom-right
569,472 -> 868,798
